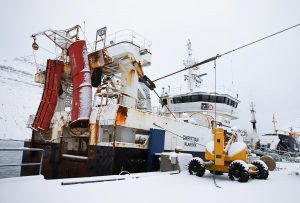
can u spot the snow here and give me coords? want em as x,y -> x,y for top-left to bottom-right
0,57 -> 42,140
161,152 -> 193,171
252,160 -> 268,170
0,162 -> 299,203
228,142 -> 247,157
78,86 -> 92,119
78,46 -> 92,120
230,160 -> 249,171
193,157 -> 205,166
206,141 -> 247,157
206,141 -> 214,154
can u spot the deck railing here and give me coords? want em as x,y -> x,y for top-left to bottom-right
0,147 -> 44,175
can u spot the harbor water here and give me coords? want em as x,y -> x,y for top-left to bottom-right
0,140 -> 23,179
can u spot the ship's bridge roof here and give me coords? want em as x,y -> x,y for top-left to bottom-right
161,91 -> 240,103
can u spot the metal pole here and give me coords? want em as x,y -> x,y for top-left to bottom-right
213,59 -> 221,188
39,150 -> 44,175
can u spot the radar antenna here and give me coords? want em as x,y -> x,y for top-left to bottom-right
183,39 -> 207,92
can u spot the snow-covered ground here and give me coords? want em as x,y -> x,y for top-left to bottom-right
0,57 -> 43,140
0,162 -> 299,203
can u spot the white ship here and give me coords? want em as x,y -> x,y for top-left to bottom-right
20,26 -> 240,178
159,40 -> 239,132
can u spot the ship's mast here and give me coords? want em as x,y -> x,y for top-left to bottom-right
183,39 -> 194,92
272,113 -> 278,134
183,40 -> 206,93
250,102 -> 257,133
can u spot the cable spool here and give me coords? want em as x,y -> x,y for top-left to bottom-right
260,155 -> 276,171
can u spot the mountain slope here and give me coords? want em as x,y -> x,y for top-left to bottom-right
0,57 -> 43,140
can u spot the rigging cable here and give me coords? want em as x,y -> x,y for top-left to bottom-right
32,50 -> 39,72
152,23 -> 300,82
39,45 -> 57,56
80,25 -> 93,52
152,89 -> 177,120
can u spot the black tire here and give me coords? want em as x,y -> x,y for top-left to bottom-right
209,170 -> 223,175
188,158 -> 205,177
228,161 -> 249,183
251,160 -> 269,180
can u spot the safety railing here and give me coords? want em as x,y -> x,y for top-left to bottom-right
0,147 -> 44,175
106,29 -> 151,51
92,29 -> 152,52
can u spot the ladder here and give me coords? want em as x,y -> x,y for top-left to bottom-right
65,85 -> 73,108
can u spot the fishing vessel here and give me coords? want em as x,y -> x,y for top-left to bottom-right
22,25 -> 239,179
244,103 -> 299,159
258,114 -> 300,155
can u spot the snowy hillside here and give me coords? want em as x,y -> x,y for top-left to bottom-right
0,57 -> 43,140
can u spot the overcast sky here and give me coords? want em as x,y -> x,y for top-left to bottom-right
1,0 -> 300,134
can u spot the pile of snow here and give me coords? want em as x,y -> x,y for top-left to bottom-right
228,142 -> 246,157
206,141 -> 247,157
230,160 -> 249,171
289,170 -> 300,176
287,165 -> 300,176
161,152 -> 193,171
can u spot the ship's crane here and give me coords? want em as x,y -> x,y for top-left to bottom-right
31,25 -> 81,60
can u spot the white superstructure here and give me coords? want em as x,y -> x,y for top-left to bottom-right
159,40 -> 240,129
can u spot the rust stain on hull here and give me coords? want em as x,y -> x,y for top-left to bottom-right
116,106 -> 128,125
88,49 -> 112,69
127,69 -> 135,86
89,123 -> 99,145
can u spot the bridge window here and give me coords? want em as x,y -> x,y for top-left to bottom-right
217,96 -> 225,103
173,97 -> 182,104
224,97 -> 228,104
162,99 -> 167,106
171,94 -> 238,108
227,98 -> 231,105
191,95 -> 199,102
182,96 -> 191,103
234,102 -> 238,108
202,95 -> 209,102
209,96 -> 216,103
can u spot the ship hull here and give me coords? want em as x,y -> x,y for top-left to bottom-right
21,140 -> 204,179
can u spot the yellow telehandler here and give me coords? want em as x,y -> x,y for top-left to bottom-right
188,128 -> 269,182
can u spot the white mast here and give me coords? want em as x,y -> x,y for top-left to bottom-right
183,39 -> 193,92
250,102 -> 257,133
183,39 -> 203,92
272,113 -> 277,134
